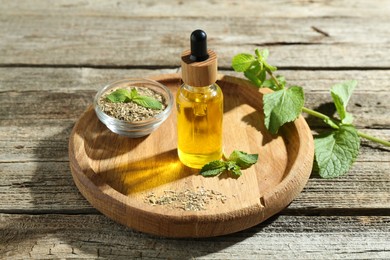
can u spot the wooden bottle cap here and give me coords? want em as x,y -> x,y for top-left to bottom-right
181,49 -> 218,87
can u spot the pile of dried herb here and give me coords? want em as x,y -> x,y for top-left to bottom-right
98,86 -> 166,122
144,187 -> 227,211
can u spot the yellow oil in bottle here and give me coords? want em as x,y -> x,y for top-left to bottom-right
176,83 -> 223,168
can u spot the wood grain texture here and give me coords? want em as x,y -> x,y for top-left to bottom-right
1,68 -> 389,128
1,1 -> 390,68
1,213 -> 390,259
1,159 -> 389,213
1,0 -> 390,257
181,49 -> 218,86
68,74 -> 314,237
2,0 -> 389,18
0,68 -> 388,215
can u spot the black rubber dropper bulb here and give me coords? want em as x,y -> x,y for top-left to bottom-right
189,29 -> 209,62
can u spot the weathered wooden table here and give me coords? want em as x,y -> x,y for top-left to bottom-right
1,1 -> 389,258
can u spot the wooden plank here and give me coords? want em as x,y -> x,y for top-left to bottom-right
0,162 -> 93,212
1,213 -> 390,259
2,68 -> 389,92
1,68 -> 389,128
0,68 -> 179,92
0,2 -> 390,67
1,0 -> 389,18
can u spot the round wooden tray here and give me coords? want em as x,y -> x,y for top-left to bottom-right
69,73 -> 314,238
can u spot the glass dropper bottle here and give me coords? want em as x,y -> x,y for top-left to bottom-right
176,29 -> 223,169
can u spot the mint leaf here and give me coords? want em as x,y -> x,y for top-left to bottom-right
130,88 -> 138,99
254,48 -> 276,72
314,125 -> 360,178
262,75 -> 286,91
200,161 -> 226,177
106,89 -> 131,103
231,48 -> 390,179
107,87 -> 163,110
263,86 -> 305,134
226,161 -> 242,177
244,70 -> 263,87
200,150 -> 258,178
263,61 -> 277,72
258,70 -> 267,85
232,53 -> 256,72
133,96 -> 163,110
228,150 -> 258,169
256,48 -> 269,60
331,80 -> 357,125
243,61 -> 263,87
242,61 -> 268,88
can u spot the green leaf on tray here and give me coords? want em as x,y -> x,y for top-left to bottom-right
226,161 -> 242,177
314,125 -> 360,178
199,160 -> 226,177
228,150 -> 259,169
263,86 -> 305,134
200,150 -> 258,178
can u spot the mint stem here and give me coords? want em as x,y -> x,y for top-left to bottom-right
301,107 -> 339,129
268,70 -> 390,147
357,131 -> 390,147
267,69 -> 284,90
301,107 -> 329,122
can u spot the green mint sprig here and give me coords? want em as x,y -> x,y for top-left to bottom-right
200,150 -> 258,178
232,49 -> 390,179
106,88 -> 163,110
233,50 -> 304,134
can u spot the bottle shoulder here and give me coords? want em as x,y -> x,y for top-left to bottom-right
178,83 -> 222,95
177,83 -> 223,103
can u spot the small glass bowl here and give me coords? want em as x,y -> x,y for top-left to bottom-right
94,78 -> 173,138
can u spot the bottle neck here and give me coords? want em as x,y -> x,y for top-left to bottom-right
182,83 -> 217,93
